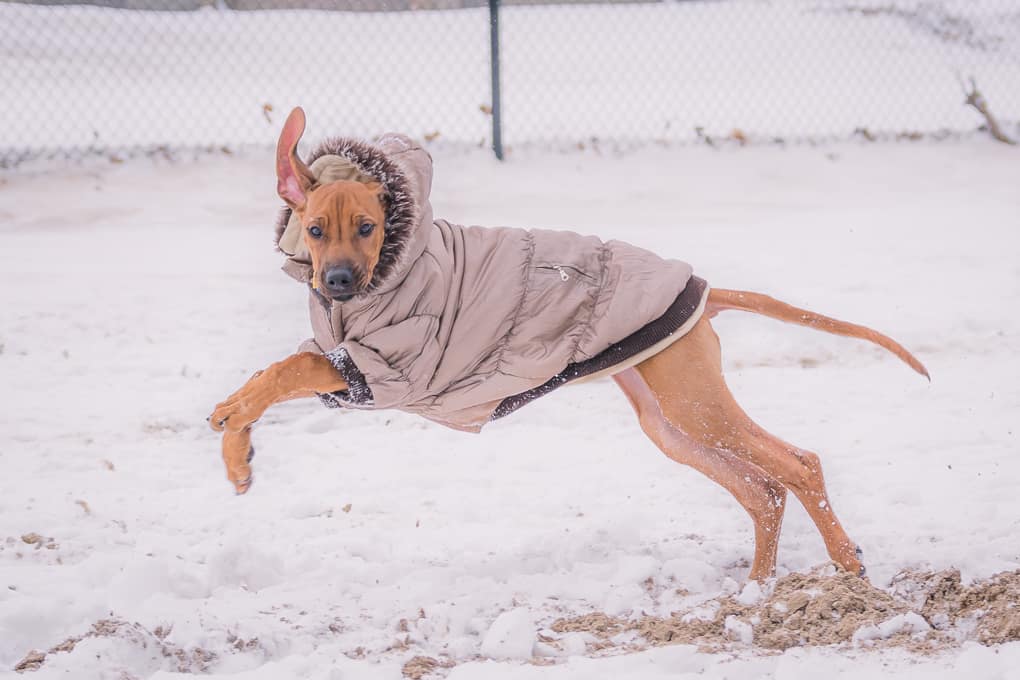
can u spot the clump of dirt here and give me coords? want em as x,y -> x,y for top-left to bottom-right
19,533 -> 57,550
12,618 -> 218,674
959,570 -> 1020,644
898,568 -> 1020,645
401,655 -> 453,679
13,651 -> 45,673
631,568 -> 912,652
636,611 -> 729,651
753,568 -> 910,649
550,612 -> 628,637
546,566 -> 1020,657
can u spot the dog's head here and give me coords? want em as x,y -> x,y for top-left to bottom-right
276,108 -> 387,301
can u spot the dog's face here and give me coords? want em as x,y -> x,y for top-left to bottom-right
275,108 -> 387,300
297,180 -> 387,300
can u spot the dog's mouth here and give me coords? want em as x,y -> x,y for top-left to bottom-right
326,283 -> 368,302
318,267 -> 371,302
334,274 -> 371,301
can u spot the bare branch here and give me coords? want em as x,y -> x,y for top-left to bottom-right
963,76 -> 1017,146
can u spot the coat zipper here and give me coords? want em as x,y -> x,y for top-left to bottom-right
536,264 -> 596,282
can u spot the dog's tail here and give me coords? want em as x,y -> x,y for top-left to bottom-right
706,288 -> 929,380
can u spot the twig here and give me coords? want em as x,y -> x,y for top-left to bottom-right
961,76 -> 1016,145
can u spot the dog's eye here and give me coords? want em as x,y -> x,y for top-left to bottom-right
308,225 -> 323,239
358,222 -> 375,237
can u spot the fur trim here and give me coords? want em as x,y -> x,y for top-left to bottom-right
318,346 -> 375,407
273,136 -> 418,291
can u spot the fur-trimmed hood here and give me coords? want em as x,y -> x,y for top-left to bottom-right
275,133 -> 434,294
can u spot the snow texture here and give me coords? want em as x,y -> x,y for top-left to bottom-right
1,140 -> 1019,679
736,581 -> 765,606
852,612 -> 932,645
724,615 -> 755,645
479,609 -> 537,660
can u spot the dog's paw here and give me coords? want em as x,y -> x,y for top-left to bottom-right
856,545 -> 867,578
233,472 -> 254,495
221,430 -> 255,495
209,396 -> 262,433
232,444 -> 255,494
209,370 -> 266,432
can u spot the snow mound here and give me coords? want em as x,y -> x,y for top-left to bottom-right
479,609 -> 536,660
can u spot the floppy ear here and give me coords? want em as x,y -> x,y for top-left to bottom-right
276,107 -> 318,211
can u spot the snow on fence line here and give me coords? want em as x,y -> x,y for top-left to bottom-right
2,0 -> 1019,165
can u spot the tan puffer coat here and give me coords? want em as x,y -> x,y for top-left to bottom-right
275,134 -> 708,432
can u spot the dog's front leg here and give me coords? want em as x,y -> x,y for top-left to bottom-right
209,352 -> 348,432
209,352 -> 348,493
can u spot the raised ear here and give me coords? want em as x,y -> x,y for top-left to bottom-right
276,107 -> 318,211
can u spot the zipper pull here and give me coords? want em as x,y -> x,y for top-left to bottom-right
555,266 -> 569,281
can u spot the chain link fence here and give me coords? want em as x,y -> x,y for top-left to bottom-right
2,0 -> 1019,166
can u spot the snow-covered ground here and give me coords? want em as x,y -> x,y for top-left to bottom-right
1,140 -> 1018,679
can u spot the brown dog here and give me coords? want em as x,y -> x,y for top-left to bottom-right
210,109 -> 928,581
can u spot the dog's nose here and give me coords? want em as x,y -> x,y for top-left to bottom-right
323,266 -> 355,292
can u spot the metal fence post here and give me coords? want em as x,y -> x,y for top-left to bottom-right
488,0 -> 504,160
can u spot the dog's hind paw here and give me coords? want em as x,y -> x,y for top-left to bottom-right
855,545 -> 866,577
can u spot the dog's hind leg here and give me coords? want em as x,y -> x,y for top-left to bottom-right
614,367 -> 787,580
619,316 -> 864,578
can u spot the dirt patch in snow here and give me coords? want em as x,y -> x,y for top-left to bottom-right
14,569 -> 1018,673
401,655 -> 455,679
892,568 -> 1020,645
13,651 -> 45,673
12,618 -> 218,674
548,567 -> 1020,656
18,533 -> 57,550
637,568 -> 913,652
551,612 -> 628,637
